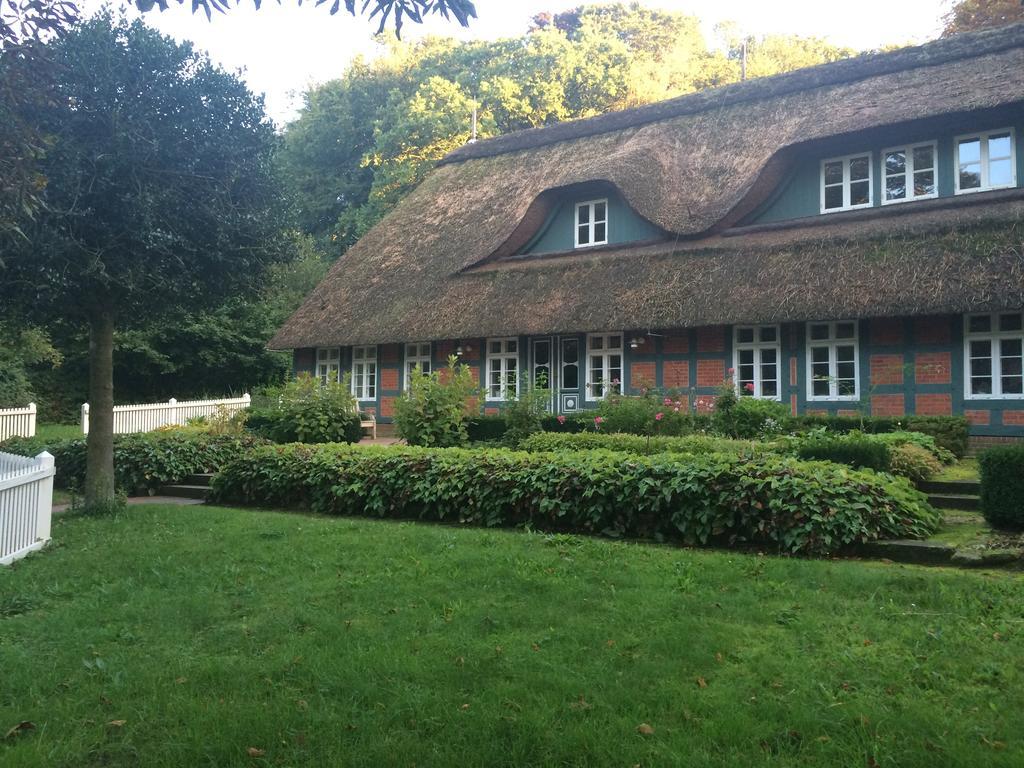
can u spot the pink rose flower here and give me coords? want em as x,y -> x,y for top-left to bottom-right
655,412 -> 664,421
727,367 -> 735,375
594,416 -> 605,424
611,378 -> 620,386
557,414 -> 566,424
673,406 -> 680,412
744,382 -> 755,392
663,397 -> 673,406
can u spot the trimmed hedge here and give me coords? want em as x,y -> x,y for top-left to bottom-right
466,415 -> 509,442
0,431 -> 268,493
794,434 -> 892,472
979,444 -> 1024,529
784,415 -> 969,458
211,444 -> 938,556
520,431 -> 779,457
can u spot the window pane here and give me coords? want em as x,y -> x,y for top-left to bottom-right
593,222 -> 607,242
810,324 -> 830,341
811,346 -> 830,363
607,335 -> 622,350
886,176 -> 906,201
1002,376 -> 1023,395
1000,338 -> 1022,360
837,378 -> 856,396
849,156 -> 869,181
812,376 -> 830,397
959,164 -> 982,190
737,327 -> 754,344
762,381 -> 778,398
759,326 -> 777,343
824,161 -> 843,185
507,340 -> 517,354
591,336 -> 603,350
913,170 -> 935,197
562,364 -> 578,390
1000,314 -> 1023,332
738,349 -> 754,365
989,158 -> 1013,187
824,185 -> 843,210
761,349 -> 777,365
836,343 -> 856,362
849,180 -> 869,206
971,377 -> 992,395
563,339 -> 578,364
594,201 -> 607,221
969,315 -> 992,334
837,361 -> 855,381
885,150 -> 905,175
577,225 -> 590,245
835,323 -> 856,340
989,133 -> 1012,160
959,138 -> 981,164
912,145 -> 934,170
535,342 -> 550,366
577,205 -> 590,224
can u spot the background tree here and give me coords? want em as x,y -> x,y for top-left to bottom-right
1,11 -> 290,509
943,0 -> 1024,35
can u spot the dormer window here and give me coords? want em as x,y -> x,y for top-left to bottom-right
821,153 -> 872,213
882,142 -> 937,204
956,129 -> 1015,194
575,199 -> 608,248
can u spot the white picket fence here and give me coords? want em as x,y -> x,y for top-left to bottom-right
0,450 -> 54,566
0,403 -> 37,440
81,394 -> 251,435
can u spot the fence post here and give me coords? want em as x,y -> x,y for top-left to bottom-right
27,402 -> 37,438
242,393 -> 251,408
35,452 -> 54,542
169,397 -> 178,427
81,403 -> 90,435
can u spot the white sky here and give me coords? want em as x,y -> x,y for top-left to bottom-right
82,0 -> 956,125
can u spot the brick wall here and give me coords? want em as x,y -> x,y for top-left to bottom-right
696,359 -> 724,388
630,361 -> 656,389
663,360 -> 689,388
869,354 -> 904,385
871,394 -> 905,417
914,352 -> 951,384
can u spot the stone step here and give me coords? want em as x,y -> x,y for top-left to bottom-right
182,473 -> 214,487
159,484 -> 210,501
927,493 -> 980,511
918,479 -> 980,495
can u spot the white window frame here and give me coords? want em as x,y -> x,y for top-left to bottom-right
574,198 -> 609,249
955,128 -> 1016,195
964,312 -> 1024,400
881,141 -> 938,205
404,342 -> 432,391
820,153 -> 873,214
486,337 -> 519,401
806,321 -> 860,402
351,345 -> 377,401
315,347 -> 340,385
585,332 -> 623,401
733,325 -> 781,401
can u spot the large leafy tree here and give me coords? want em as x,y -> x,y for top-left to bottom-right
943,0 -> 1024,35
1,12 -> 289,508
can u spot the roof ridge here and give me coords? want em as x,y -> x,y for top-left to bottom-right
440,22 -> 1024,166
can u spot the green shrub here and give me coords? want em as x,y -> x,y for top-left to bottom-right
249,375 -> 363,444
539,413 -> 591,433
503,375 -> 549,446
393,357 -> 480,447
595,392 -> 708,437
869,430 -> 955,464
781,414 -> 970,458
728,397 -> 791,438
888,443 -> 942,483
1,431 -> 268,493
466,415 -> 508,443
794,432 -> 892,472
979,444 -> 1024,529
211,444 -> 938,556
905,416 -> 970,459
520,431 -> 779,457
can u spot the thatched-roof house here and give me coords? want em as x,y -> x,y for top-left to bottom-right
272,23 -> 1024,438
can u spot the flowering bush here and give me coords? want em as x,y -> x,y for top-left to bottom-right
393,356 -> 481,447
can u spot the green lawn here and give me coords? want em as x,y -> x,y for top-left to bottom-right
2,507 -> 1022,767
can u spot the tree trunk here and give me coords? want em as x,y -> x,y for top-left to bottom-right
84,310 -> 116,507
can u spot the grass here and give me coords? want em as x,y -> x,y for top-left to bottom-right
2,506 -> 1023,767
32,423 -> 81,442
934,458 -> 980,483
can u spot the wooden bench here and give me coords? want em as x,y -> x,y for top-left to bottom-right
359,411 -> 377,440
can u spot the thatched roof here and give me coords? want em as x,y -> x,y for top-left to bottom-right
271,23 -> 1024,350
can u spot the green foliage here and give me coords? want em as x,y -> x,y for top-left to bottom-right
783,414 -> 970,458
868,430 -> 956,465
942,0 -> 1024,36
0,325 -> 61,407
520,431 -> 778,457
392,356 -> 480,447
212,443 -> 938,556
903,416 -> 971,459
728,397 -> 791,439
0,431 -> 267,493
248,375 -> 362,444
466,415 -> 509,443
503,374 -> 550,446
888,443 -> 942,483
595,392 -> 710,436
793,431 -> 892,472
979,443 -> 1024,529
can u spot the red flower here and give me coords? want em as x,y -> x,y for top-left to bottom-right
557,414 -> 566,424
655,412 -> 664,421
594,416 -> 605,424
727,367 -> 735,375
663,397 -> 673,406
744,382 -> 755,392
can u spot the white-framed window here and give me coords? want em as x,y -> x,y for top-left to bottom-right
486,337 -> 519,400
351,345 -> 377,401
821,153 -> 872,213
964,312 -> 1024,399
956,129 -> 1016,194
733,325 -> 781,400
575,199 -> 608,248
404,342 -> 431,390
806,321 -> 859,401
316,347 -> 340,385
586,332 -> 622,400
882,141 -> 937,204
